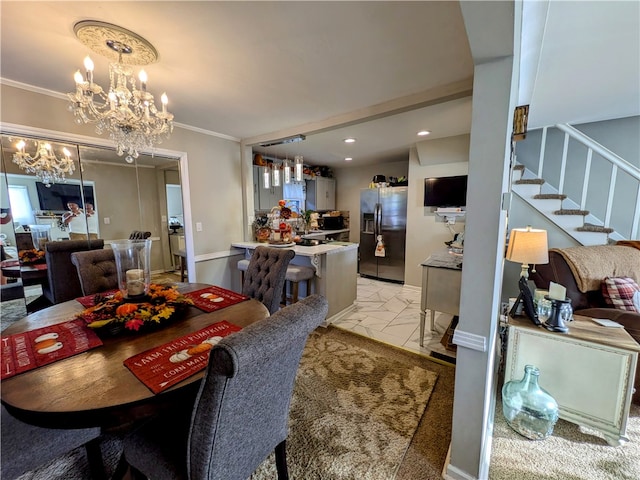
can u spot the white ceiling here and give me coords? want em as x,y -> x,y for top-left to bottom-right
1,1 -> 638,169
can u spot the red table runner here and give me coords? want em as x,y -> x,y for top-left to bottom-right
1,319 -> 103,380
183,286 -> 249,313
124,320 -> 242,394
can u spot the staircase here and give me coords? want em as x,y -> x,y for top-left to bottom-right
511,123 -> 640,246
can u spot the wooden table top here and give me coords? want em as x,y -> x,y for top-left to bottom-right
1,283 -> 269,429
508,314 -> 640,352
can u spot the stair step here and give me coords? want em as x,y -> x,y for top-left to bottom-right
577,223 -> 615,234
554,209 -> 589,216
515,178 -> 545,185
534,193 -> 567,200
513,164 -> 525,171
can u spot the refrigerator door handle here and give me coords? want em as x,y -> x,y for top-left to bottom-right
375,203 -> 382,237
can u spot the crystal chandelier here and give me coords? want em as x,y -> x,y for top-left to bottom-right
67,21 -> 174,163
12,140 -> 75,187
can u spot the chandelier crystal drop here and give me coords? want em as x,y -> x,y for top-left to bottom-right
13,140 -> 75,187
67,21 -> 174,163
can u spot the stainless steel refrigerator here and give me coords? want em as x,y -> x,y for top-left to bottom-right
359,187 -> 407,283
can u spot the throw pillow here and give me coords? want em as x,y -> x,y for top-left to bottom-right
601,276 -> 640,312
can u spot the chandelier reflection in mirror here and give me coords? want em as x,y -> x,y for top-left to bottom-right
12,140 -> 75,187
67,21 -> 174,164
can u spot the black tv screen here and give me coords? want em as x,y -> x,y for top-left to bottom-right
36,182 -> 95,212
424,175 -> 468,207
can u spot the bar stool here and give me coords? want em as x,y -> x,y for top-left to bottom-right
284,265 -> 315,304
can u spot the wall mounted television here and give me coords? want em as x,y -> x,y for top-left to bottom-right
424,175 -> 468,207
36,182 -> 95,213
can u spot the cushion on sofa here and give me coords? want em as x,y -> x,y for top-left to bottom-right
601,276 -> 640,312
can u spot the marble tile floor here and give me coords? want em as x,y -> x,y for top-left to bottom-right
331,275 -> 457,364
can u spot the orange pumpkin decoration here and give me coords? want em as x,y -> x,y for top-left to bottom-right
116,303 -> 138,316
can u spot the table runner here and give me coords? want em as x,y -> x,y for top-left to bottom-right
1,319 -> 103,380
183,286 -> 249,312
123,320 -> 242,394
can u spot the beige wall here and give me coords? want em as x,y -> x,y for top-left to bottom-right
406,135 -> 470,287
1,84 -> 244,288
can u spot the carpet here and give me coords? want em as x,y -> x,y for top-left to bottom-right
8,326 -> 450,480
490,397 -> 640,480
1,298 -> 29,332
251,326 -> 439,480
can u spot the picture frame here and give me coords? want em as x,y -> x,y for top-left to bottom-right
509,276 -> 541,326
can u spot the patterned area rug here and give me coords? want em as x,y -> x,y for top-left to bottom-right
251,326 -> 439,480
8,326 -> 440,479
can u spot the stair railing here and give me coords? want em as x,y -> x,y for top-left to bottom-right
534,123 -> 640,239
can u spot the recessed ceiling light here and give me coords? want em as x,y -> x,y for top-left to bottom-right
417,130 -> 431,136
343,138 -> 356,143
344,157 -> 353,161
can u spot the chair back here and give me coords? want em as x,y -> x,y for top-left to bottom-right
15,232 -> 34,251
188,294 -> 328,480
242,246 -> 295,314
1,405 -> 100,479
43,239 -> 104,304
129,231 -> 151,240
71,248 -> 118,296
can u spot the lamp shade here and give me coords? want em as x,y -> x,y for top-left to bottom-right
506,227 -> 549,265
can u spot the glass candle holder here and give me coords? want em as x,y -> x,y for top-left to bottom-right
29,224 -> 51,251
111,239 -> 152,299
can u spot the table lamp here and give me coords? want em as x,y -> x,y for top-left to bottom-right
506,226 -> 549,320
506,226 -> 549,279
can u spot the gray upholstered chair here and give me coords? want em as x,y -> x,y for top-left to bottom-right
71,248 -> 118,296
242,246 -> 295,314
121,294 -> 329,480
1,405 -> 102,479
42,239 -> 105,304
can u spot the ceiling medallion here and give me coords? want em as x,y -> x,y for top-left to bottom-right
67,21 -> 173,163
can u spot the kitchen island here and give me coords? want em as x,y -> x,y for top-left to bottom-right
231,241 -> 358,322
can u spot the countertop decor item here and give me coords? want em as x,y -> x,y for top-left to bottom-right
502,364 -> 559,440
76,283 -> 194,333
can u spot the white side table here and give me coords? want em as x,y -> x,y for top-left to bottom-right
505,315 -> 640,446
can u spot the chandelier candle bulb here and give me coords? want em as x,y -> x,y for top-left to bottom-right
139,70 -> 147,91
161,93 -> 168,113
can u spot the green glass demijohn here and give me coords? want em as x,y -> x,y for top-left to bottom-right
502,365 -> 559,440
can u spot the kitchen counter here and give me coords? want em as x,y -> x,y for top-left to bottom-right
232,241 -> 358,322
302,229 -> 350,240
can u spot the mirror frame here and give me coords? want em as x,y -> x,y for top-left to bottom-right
0,122 -> 194,282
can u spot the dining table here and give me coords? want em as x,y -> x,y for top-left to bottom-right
0,282 -> 269,431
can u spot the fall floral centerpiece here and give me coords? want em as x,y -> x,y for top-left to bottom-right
18,249 -> 46,264
76,284 -> 194,333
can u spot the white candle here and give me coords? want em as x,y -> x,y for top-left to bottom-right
126,268 -> 145,296
548,282 -> 566,301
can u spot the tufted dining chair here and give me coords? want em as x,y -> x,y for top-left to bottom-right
120,294 -> 329,480
70,248 -> 118,296
242,246 -> 295,314
43,239 -> 105,304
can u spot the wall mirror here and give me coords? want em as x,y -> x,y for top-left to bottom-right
0,133 -> 184,316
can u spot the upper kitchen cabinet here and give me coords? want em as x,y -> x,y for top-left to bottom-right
253,165 -> 283,211
306,177 -> 335,211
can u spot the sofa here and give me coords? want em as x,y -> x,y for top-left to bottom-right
530,243 -> 640,404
